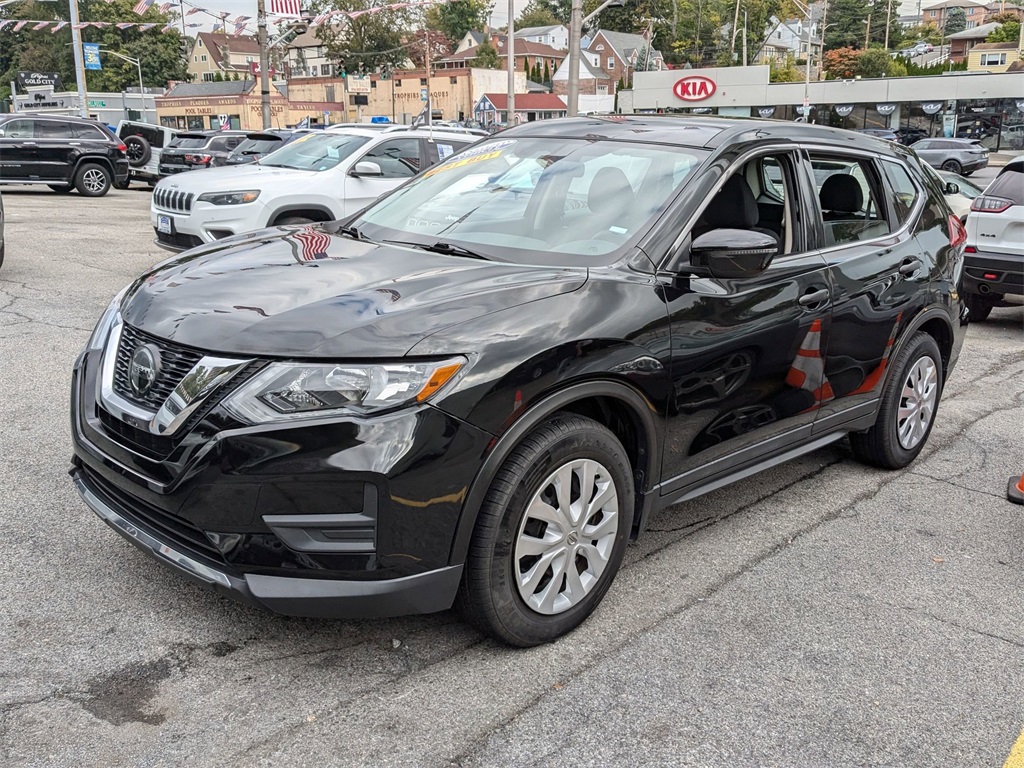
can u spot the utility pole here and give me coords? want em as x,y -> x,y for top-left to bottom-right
567,0 -> 581,116
425,27 -> 432,126
884,0 -> 892,50
742,9 -> 748,66
507,0 -> 515,124
68,0 -> 89,117
257,0 -> 271,129
730,0 -> 741,62
864,12 -> 871,48
819,0 -> 829,80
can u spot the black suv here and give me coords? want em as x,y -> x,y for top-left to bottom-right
0,114 -> 129,196
158,130 -> 249,176
70,117 -> 967,646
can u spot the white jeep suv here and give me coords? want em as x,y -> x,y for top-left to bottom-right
150,126 -> 477,251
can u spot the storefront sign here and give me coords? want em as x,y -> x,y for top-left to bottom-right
834,104 -> 854,117
14,90 -> 74,110
876,103 -> 897,116
921,101 -> 944,115
672,76 -> 716,102
16,71 -> 62,90
691,107 -> 713,114
347,76 -> 371,94
797,105 -> 814,116
757,106 -> 775,118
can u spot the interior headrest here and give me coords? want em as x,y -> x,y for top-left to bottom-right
819,174 -> 864,213
588,166 -> 634,217
701,175 -> 759,229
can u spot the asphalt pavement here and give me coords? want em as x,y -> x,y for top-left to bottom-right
0,187 -> 1022,767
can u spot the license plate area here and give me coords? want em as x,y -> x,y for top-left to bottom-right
157,215 -> 174,235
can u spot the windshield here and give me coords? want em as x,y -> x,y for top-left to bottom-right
354,137 -> 708,266
232,137 -> 285,156
260,132 -> 369,171
168,136 -> 210,149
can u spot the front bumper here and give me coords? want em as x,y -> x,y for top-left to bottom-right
71,344 -> 492,618
151,199 -> 267,252
963,249 -> 1024,299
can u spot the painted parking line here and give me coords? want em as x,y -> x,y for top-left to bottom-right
1005,726 -> 1024,768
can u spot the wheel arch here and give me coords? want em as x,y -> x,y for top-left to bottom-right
73,155 -> 115,180
267,205 -> 336,226
448,379 -> 663,567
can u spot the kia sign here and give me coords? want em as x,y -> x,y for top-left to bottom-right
876,103 -> 897,116
834,104 -> 854,117
16,71 -> 62,91
673,76 -> 716,102
757,106 -> 776,118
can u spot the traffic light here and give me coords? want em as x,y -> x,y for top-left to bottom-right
338,58 -> 346,77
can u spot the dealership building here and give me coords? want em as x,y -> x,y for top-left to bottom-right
622,66 -> 1024,151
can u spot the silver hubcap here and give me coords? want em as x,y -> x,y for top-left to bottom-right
83,169 -> 106,192
897,356 -> 938,450
514,458 -> 619,615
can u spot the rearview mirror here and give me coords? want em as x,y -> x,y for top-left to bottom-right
691,229 -> 777,278
350,161 -> 383,178
944,181 -> 960,195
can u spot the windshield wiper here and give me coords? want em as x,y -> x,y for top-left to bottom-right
336,224 -> 364,241
384,240 -> 489,260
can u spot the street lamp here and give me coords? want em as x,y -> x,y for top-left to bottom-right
103,49 -> 147,122
566,0 -> 627,117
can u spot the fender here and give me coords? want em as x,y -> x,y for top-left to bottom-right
447,379 -> 663,567
72,155 -> 115,182
265,205 -> 338,226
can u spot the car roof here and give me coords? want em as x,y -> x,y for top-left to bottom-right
4,113 -> 106,126
495,114 -> 916,157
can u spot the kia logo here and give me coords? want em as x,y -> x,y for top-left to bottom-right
673,76 -> 716,102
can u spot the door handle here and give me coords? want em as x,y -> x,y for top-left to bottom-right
798,288 -> 830,308
21,141 -> 37,146
899,259 -> 923,276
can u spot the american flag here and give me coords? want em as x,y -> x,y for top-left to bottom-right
292,227 -> 333,262
132,0 -> 154,15
270,0 -> 302,17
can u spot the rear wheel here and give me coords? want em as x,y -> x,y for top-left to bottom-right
850,333 -> 943,469
75,164 -> 112,197
941,159 -> 962,174
966,293 -> 995,322
456,413 -> 633,646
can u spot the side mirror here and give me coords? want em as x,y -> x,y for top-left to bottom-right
691,229 -> 777,278
944,181 -> 960,195
350,160 -> 383,178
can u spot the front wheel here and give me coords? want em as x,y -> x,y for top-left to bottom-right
275,216 -> 315,226
75,163 -> 112,197
456,413 -> 634,646
850,332 -> 943,469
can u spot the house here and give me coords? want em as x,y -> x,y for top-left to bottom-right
982,1 -> 1024,20
585,30 -> 665,85
156,79 -> 289,130
760,17 -> 822,66
285,29 -> 337,79
436,36 -> 567,78
473,92 -> 567,125
514,24 -> 569,50
921,0 -> 989,31
186,32 -> 262,82
550,51 -> 617,96
967,40 -> 1022,70
455,30 -> 486,53
947,21 -> 1002,62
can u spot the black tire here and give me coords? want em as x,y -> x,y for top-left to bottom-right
850,333 -> 943,470
48,185 -> 72,194
75,163 -> 112,197
0,241 -> 5,270
966,294 -> 994,322
124,135 -> 152,167
941,159 -> 962,174
456,413 -> 634,646
275,216 -> 315,226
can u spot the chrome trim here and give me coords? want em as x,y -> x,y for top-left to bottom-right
98,316 -> 251,436
74,473 -> 231,588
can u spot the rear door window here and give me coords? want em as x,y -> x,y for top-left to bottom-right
74,124 -> 110,141
809,154 -> 892,247
35,121 -> 76,139
879,160 -> 922,227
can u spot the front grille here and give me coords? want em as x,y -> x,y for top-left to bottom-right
155,230 -> 203,250
82,465 -> 225,564
112,324 -> 203,409
97,407 -> 176,459
153,187 -> 194,213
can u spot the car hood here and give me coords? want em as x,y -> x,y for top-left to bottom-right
121,227 -> 588,358
156,164 -> 312,191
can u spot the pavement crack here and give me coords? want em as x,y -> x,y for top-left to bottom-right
888,602 -> 1024,650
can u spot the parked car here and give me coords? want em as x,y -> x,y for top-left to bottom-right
74,116 -> 968,645
894,47 -> 918,58
910,137 -> 988,175
894,127 -> 928,146
0,113 -> 129,196
223,130 -> 308,166
961,158 -> 1023,320
915,42 -> 933,54
150,127 -> 477,251
158,130 -> 249,176
937,169 -> 984,219
856,128 -> 898,142
0,189 -> 5,269
116,120 -> 178,187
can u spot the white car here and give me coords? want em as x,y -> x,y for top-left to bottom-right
150,126 -> 478,251
962,159 -> 1023,320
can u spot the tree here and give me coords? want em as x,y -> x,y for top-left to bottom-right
825,0 -> 872,49
822,46 -> 863,77
426,0 -> 491,49
858,47 -> 891,76
517,3 -> 561,29
986,18 -> 1021,43
312,0 -> 413,73
470,40 -> 502,68
769,53 -> 804,81
405,29 -> 453,68
944,7 -> 966,36
527,0 -> 571,25
542,60 -> 550,82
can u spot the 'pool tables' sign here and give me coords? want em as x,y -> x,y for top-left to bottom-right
673,76 -> 716,102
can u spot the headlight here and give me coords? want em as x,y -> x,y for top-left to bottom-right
85,286 -> 129,351
197,190 -> 261,205
222,358 -> 466,424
